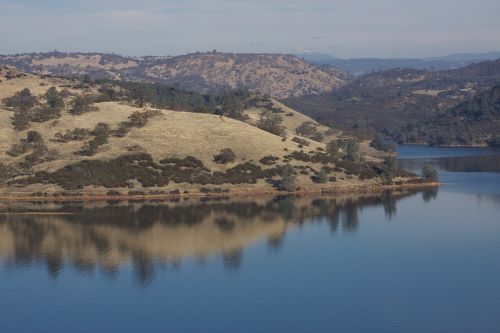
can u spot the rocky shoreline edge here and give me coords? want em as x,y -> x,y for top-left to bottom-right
0,181 -> 440,202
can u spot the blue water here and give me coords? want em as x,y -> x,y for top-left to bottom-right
396,144 -> 500,159
1,146 -> 500,333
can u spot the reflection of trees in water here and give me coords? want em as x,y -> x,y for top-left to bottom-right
223,247 -> 244,272
267,233 -> 286,252
422,188 -> 438,202
0,189 -> 433,283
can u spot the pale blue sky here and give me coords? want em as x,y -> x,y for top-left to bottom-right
1,0 -> 499,58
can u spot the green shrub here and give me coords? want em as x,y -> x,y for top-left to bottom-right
114,110 -> 161,137
70,95 -> 98,115
77,123 -> 111,156
53,128 -> 90,142
213,148 -> 236,164
257,112 -> 286,137
259,155 -> 280,165
296,122 -> 324,142
292,137 -> 309,146
23,154 -> 168,190
3,88 -> 37,110
44,87 -> 64,110
312,169 -> 329,183
30,106 -> 61,123
422,165 -> 438,182
278,164 -> 296,191
11,110 -> 31,131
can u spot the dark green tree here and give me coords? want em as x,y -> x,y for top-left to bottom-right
278,164 -> 296,192
422,165 -> 438,182
257,112 -> 286,137
44,87 -> 64,109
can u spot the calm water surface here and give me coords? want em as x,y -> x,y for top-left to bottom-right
1,146 -> 500,333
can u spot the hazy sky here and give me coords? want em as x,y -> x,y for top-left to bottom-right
1,0 -> 499,58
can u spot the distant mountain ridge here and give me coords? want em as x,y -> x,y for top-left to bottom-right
392,85 -> 500,146
0,51 -> 347,99
298,52 -> 500,75
283,58 -> 500,146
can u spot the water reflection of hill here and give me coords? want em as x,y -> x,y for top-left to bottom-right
0,190 -> 433,283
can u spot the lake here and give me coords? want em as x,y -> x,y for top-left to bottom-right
1,146 -> 500,333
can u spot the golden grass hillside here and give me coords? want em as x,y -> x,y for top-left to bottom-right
0,67 -> 403,197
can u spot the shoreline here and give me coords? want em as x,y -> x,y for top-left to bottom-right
0,182 -> 440,203
400,142 -> 495,148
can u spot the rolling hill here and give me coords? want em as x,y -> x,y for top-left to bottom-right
298,51 -> 500,75
0,66 -> 410,198
0,51 -> 347,99
283,58 -> 500,146
391,85 -> 500,146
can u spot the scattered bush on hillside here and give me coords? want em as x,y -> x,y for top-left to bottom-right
292,137 -> 310,146
0,163 -> 17,183
7,131 -> 44,157
336,160 -> 378,180
114,110 -> 161,137
44,86 -> 64,109
257,111 -> 286,137
285,151 -> 335,164
326,138 -> 360,161
311,168 -> 329,184
213,148 -> 236,164
277,164 -> 296,191
6,131 -> 58,169
2,88 -> 38,110
3,89 -> 38,130
23,154 -> 168,190
76,123 -> 111,156
217,90 -> 250,120
30,106 -> 61,122
95,85 -> 119,102
296,122 -> 324,142
11,111 -> 31,131
53,128 -> 90,143
21,144 -> 59,170
69,95 -> 99,115
259,155 -> 280,165
160,156 -> 205,169
25,87 -> 65,123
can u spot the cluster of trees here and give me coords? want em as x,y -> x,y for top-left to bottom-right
2,87 -> 67,130
6,131 -> 58,169
295,122 -> 324,142
108,81 -> 254,120
77,123 -> 111,156
257,111 -> 286,137
213,148 -> 236,164
369,134 -> 396,152
284,60 -> 500,146
69,95 -> 98,115
389,85 -> 500,146
422,165 -> 439,182
53,128 -> 90,143
278,164 -> 296,191
115,110 -> 161,137
326,138 -> 360,161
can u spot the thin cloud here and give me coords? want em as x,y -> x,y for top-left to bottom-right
0,0 -> 499,57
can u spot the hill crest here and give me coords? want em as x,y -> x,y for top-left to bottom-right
0,51 -> 347,99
